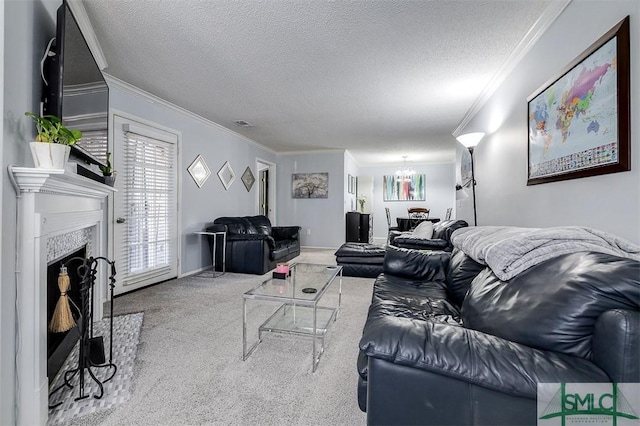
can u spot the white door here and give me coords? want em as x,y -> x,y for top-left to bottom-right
112,115 -> 179,295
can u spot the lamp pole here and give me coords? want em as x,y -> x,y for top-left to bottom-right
455,131 -> 483,227
468,147 -> 477,226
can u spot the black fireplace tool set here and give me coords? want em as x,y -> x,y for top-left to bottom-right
48,256 -> 118,408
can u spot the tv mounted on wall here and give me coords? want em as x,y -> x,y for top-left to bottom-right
42,0 -> 109,171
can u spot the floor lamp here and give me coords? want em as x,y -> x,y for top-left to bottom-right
456,132 -> 484,226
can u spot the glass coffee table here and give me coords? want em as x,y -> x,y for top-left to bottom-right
242,263 -> 343,372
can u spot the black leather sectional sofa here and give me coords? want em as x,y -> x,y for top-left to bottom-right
357,245 -> 639,425
207,215 -> 300,275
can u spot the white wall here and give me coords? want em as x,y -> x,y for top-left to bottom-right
277,151 -> 346,248
359,162 -> 456,243
458,0 -> 640,244
344,151 -> 360,214
108,82 -> 278,275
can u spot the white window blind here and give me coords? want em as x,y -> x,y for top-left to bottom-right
121,130 -> 177,280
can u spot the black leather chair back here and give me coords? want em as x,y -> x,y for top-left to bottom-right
214,217 -> 256,234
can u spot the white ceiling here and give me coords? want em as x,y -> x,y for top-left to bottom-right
82,0 -> 557,166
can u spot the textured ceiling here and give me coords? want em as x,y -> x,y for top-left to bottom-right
82,0 -> 551,165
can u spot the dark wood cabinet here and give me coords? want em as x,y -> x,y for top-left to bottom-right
346,212 -> 371,243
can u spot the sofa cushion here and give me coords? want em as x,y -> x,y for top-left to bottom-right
431,219 -> 468,240
462,252 -> 640,359
272,239 -> 292,260
247,215 -> 272,236
446,248 -> 486,306
336,256 -> 383,265
272,226 -> 301,241
341,264 -> 384,278
335,243 -> 385,258
372,274 -> 460,323
383,245 -> 449,282
412,221 -> 433,239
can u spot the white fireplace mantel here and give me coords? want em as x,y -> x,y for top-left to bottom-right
9,166 -> 115,426
9,166 -> 114,198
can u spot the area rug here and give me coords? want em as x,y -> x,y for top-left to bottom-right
47,312 -> 144,425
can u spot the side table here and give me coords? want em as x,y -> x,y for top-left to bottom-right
195,230 -> 226,277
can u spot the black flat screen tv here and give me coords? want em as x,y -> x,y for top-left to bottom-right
42,0 -> 109,168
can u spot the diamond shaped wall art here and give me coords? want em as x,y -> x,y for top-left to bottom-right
241,167 -> 255,192
187,155 -> 211,188
217,161 -> 235,190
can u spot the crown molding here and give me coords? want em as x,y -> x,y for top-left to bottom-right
65,0 -> 108,70
277,148 -> 346,156
452,0 -> 572,136
103,73 -> 275,154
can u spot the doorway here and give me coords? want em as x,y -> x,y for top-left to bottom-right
256,159 -> 276,224
111,113 -> 180,295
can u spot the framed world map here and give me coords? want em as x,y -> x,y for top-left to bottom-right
527,16 -> 629,185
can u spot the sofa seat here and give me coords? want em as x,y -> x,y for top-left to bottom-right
273,239 -> 295,259
335,243 -> 386,278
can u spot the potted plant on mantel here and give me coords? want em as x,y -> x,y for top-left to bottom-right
25,112 -> 82,169
99,152 -> 116,186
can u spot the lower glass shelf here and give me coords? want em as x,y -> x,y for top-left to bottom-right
259,304 -> 338,337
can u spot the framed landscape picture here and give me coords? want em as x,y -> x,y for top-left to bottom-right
527,16 -> 630,186
383,174 -> 425,201
292,173 -> 329,198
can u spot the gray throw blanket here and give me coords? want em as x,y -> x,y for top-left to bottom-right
451,226 -> 640,281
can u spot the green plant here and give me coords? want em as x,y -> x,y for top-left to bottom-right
99,152 -> 113,176
357,195 -> 366,211
24,112 -> 82,145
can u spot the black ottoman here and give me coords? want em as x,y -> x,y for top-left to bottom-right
334,243 -> 385,278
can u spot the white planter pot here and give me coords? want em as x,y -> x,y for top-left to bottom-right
29,142 -> 71,169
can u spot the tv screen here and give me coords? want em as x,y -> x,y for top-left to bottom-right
43,0 -> 109,168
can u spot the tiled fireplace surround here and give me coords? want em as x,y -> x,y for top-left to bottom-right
9,167 -> 114,426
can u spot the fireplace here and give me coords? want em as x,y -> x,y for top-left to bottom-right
10,167 -> 115,425
47,245 -> 86,384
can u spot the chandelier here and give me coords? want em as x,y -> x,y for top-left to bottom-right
395,156 -> 415,181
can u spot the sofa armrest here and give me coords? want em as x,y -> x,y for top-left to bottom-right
227,233 -> 276,250
272,226 -> 301,241
205,223 -> 227,233
592,309 -> 640,383
383,245 -> 450,282
393,236 -> 449,251
359,316 -> 609,399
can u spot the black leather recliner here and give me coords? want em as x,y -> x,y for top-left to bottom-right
389,219 -> 468,251
207,215 -> 301,275
358,245 -> 639,425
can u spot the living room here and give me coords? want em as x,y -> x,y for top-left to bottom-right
2,0 -> 639,425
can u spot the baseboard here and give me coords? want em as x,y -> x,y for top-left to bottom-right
300,245 -> 340,250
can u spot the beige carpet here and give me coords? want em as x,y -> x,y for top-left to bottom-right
61,248 -> 372,425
